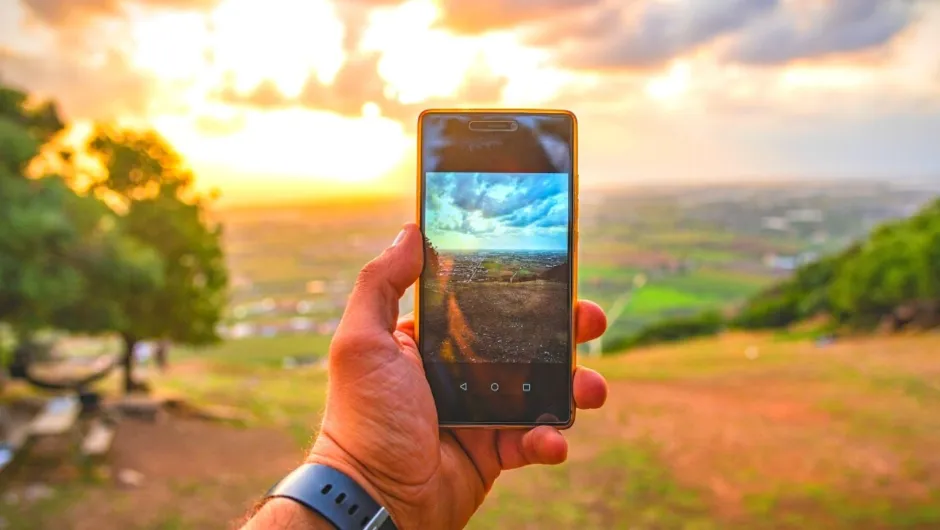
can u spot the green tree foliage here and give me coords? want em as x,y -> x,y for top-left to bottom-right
84,127 -> 228,391
733,251 -> 852,330
0,82 -> 225,394
603,311 -> 724,354
829,200 -> 940,327
0,84 -> 160,345
424,235 -> 440,277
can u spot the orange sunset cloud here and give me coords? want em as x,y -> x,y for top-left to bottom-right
1,0 -> 938,204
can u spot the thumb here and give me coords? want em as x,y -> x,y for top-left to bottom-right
335,223 -> 423,339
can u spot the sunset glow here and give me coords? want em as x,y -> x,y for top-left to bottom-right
1,0 -> 938,204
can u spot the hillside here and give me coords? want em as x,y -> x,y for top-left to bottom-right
5,332 -> 939,529
479,331 -> 940,528
737,197 -> 940,331
610,198 -> 940,352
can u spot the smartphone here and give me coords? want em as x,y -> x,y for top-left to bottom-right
416,109 -> 578,428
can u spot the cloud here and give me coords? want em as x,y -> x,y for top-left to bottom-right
333,0 -> 423,52
503,195 -> 564,228
426,172 -> 569,251
435,0 -> 600,35
725,0 -> 916,65
217,52 -> 506,129
216,52 -> 386,116
540,0 -> 779,70
525,0 -> 919,71
435,172 -> 567,222
21,0 -> 218,25
0,47 -> 155,119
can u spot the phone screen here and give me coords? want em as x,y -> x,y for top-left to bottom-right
418,111 -> 575,426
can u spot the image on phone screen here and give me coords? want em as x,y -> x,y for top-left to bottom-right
418,111 -> 575,426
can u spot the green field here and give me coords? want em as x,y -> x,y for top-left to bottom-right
213,186 -> 929,346
4,332 -> 940,529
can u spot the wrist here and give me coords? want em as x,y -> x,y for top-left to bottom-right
306,434 -> 405,528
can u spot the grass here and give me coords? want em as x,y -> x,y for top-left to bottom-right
626,285 -> 719,314
0,485 -> 84,529
579,264 -> 646,281
158,363 -> 329,446
4,332 -> 940,529
174,334 -> 333,371
656,269 -> 772,298
471,442 -> 717,529
581,269 -> 776,342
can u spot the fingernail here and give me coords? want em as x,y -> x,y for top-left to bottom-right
392,229 -> 406,246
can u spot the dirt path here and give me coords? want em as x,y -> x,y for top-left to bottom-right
63,417 -> 302,529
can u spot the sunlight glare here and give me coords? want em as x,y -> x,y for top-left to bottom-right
127,9 -> 211,81
361,0 -> 475,103
207,0 -> 345,96
781,67 -> 873,90
360,0 -> 563,107
153,110 -> 409,190
646,61 -> 691,102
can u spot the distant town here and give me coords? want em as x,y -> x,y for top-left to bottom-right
215,179 -> 938,343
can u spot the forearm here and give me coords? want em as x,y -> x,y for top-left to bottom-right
242,498 -> 334,530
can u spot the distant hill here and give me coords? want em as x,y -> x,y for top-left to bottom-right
539,261 -> 568,283
736,197 -> 940,332
606,197 -> 940,353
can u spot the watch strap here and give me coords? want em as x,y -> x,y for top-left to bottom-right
266,463 -> 397,530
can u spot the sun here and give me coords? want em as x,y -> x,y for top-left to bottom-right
118,0 -> 559,202
645,61 -> 691,103
122,0 -> 408,196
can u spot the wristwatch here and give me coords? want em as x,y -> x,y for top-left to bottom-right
266,463 -> 398,530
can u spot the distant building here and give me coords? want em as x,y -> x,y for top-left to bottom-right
290,317 -> 315,332
811,231 -> 829,244
761,216 -> 790,231
786,209 -> 824,223
763,252 -> 819,271
763,254 -> 797,271
227,323 -> 256,339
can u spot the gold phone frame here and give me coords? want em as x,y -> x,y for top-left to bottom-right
414,108 -> 579,429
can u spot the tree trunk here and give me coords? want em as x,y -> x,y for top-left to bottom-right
122,334 -> 138,394
155,340 -> 169,372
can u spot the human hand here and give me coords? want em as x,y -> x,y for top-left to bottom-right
306,223 -> 608,529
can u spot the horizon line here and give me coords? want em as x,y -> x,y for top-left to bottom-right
438,248 -> 568,252
210,175 -> 939,210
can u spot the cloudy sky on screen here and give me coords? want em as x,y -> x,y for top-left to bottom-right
426,172 -> 569,251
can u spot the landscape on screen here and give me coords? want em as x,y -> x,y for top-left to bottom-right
421,171 -> 571,364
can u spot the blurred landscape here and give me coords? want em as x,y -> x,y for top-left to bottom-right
7,175 -> 940,529
213,180 -> 939,352
3,0 -> 940,528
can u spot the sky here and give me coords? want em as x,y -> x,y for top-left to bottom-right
426,172 -> 569,250
1,0 -> 939,204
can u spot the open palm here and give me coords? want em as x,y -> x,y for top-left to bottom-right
308,224 -> 608,529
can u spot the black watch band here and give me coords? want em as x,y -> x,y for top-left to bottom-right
266,463 -> 397,530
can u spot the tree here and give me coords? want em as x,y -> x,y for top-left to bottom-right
424,235 -> 440,277
732,197 -> 940,333
84,127 -> 228,392
830,214 -> 934,328
0,82 -> 162,384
